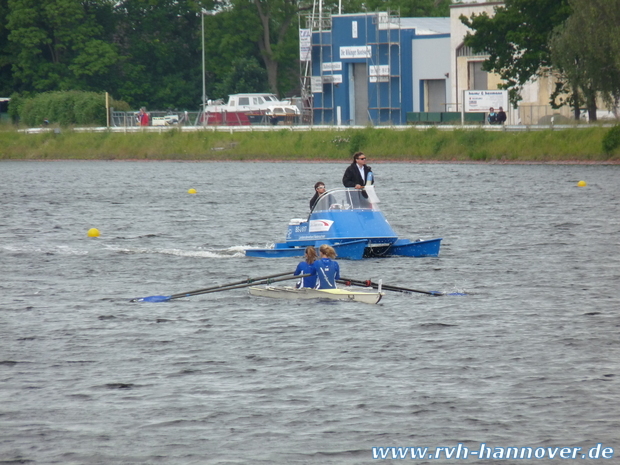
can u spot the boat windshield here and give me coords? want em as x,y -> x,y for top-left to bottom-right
312,188 -> 380,212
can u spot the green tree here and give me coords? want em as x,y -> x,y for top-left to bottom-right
249,0 -> 312,95
550,0 -> 620,121
342,0 -> 449,17
202,4 -> 266,101
213,57 -> 269,98
461,0 -> 571,107
202,0 -> 309,98
6,0 -> 120,93
0,0 -> 14,96
111,0 -> 212,109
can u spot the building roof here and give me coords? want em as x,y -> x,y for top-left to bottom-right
400,17 -> 450,35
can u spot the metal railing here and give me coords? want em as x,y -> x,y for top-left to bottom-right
111,111 -> 199,128
108,104 -> 610,130
111,110 -> 306,128
442,103 -> 581,126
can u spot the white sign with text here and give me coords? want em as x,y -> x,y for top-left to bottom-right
340,46 -> 372,59
322,62 -> 343,72
464,90 -> 508,112
299,29 -> 311,62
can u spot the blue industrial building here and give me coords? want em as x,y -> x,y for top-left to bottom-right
308,12 -> 450,126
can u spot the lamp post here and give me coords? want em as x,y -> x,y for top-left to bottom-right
202,10 -> 206,127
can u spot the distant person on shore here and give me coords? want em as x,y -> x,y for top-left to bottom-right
487,107 -> 498,125
497,107 -> 507,125
309,182 -> 326,210
313,244 -> 340,289
294,246 -> 318,289
137,107 -> 150,126
342,152 -> 373,189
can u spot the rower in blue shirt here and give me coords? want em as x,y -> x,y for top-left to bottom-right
313,244 -> 340,289
294,246 -> 318,288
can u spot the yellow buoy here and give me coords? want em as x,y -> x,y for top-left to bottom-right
87,228 -> 100,237
188,188 -> 197,194
577,180 -> 587,187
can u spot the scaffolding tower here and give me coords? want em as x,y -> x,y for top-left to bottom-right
367,10 -> 402,125
300,6 -> 403,125
300,2 -> 333,125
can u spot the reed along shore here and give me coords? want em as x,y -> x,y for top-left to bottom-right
1,126 -> 619,163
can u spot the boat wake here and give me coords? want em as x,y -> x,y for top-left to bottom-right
109,245 -> 247,258
1,243 -> 89,256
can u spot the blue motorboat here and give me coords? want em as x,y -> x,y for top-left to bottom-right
245,187 -> 441,260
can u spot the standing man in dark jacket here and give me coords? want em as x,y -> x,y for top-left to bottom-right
342,152 -> 373,189
496,107 -> 507,125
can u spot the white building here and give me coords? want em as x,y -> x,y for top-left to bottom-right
450,0 -> 573,124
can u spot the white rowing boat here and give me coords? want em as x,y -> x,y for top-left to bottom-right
248,286 -> 384,305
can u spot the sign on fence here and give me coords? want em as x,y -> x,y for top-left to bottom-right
464,90 -> 508,112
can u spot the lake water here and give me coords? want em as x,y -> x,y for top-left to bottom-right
1,161 -> 619,464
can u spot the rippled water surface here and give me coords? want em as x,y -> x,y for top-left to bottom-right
1,161 -> 619,464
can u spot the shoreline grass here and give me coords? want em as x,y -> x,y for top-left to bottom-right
1,126 -> 619,163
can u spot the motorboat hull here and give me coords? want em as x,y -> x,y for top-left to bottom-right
245,237 -> 441,260
244,187 -> 442,260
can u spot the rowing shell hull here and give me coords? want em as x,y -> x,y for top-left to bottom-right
248,286 -> 383,304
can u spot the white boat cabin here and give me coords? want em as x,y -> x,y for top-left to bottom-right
206,93 -> 300,115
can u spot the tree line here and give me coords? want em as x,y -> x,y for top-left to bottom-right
0,0 -> 448,114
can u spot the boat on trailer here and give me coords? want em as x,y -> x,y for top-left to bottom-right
201,93 -> 301,126
248,286 -> 384,304
245,187 -> 442,260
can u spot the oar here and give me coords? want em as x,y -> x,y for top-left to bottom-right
338,278 -> 446,296
168,271 -> 294,299
163,273 -> 310,299
132,271 -> 298,302
344,278 -> 467,296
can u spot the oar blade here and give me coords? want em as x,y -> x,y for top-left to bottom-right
130,271 -> 294,303
132,295 -> 172,303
